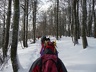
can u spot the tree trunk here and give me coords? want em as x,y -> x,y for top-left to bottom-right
3,0 -> 12,60
33,0 -> 37,43
54,7 -> 57,36
22,0 -> 29,47
73,0 -> 78,45
93,0 -> 96,38
25,0 -> 29,47
87,0 -> 92,37
23,8 -> 26,47
56,0 -> 59,40
82,0 -> 88,49
11,0 -> 20,71
23,0 -> 28,47
77,0 -> 80,39
59,11 -> 62,38
71,4 -> 74,41
68,0 -> 71,37
2,0 -> 6,48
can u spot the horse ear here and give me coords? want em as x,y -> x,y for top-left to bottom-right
53,40 -> 56,46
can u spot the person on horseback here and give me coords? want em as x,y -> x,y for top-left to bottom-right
40,36 -> 58,56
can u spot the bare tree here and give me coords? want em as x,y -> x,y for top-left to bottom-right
56,0 -> 59,40
93,0 -> 96,38
3,0 -> 12,60
77,0 -> 80,39
11,0 -> 20,71
22,0 -> 29,47
25,0 -> 29,47
33,0 -> 37,43
73,0 -> 78,45
2,0 -> 6,48
81,0 -> 88,48
67,0 -> 71,37
87,0 -> 92,37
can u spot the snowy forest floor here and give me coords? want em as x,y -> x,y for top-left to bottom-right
0,36 -> 96,72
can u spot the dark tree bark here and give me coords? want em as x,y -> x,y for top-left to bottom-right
22,0 -> 28,47
87,0 -> 92,37
82,0 -> 88,49
54,7 -> 57,36
59,11 -> 62,38
77,0 -> 80,39
11,0 -> 20,71
71,3 -> 74,41
23,6 -> 26,47
56,0 -> 59,40
67,0 -> 71,37
25,0 -> 29,47
73,0 -> 78,45
2,0 -> 6,48
93,0 -> 96,38
33,0 -> 37,43
3,0 -> 12,60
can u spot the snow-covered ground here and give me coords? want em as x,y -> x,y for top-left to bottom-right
0,36 -> 96,72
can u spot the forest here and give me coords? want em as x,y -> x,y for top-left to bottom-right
0,0 -> 96,72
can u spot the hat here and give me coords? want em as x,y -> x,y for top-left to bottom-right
41,36 -> 46,43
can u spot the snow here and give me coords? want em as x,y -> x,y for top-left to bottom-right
0,36 -> 96,72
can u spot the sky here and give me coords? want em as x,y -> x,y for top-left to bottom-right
39,0 -> 52,11
0,36 -> 96,72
